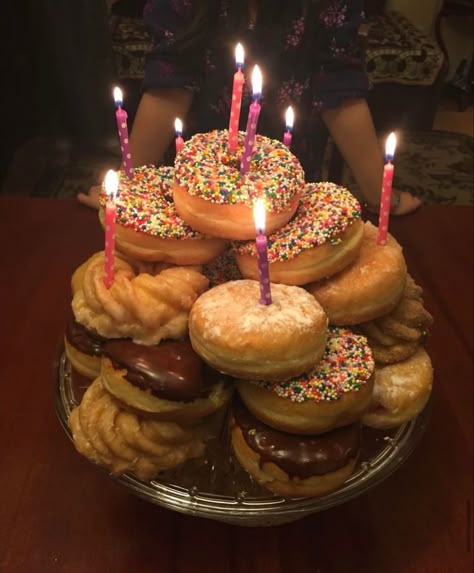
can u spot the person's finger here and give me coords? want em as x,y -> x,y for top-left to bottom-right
77,192 -> 100,210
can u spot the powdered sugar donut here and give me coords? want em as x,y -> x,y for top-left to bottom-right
99,166 -> 227,264
234,182 -> 364,285
189,280 -> 328,381
173,130 -> 304,240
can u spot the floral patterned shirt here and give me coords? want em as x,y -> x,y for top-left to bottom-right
143,0 -> 369,179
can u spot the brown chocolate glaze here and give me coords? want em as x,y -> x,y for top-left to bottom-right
65,319 -> 107,357
232,398 -> 360,479
103,339 -> 226,402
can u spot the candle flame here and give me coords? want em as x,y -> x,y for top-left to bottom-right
174,117 -> 183,135
385,132 -> 397,161
235,43 -> 244,67
105,169 -> 119,201
113,86 -> 123,106
285,106 -> 294,130
251,65 -> 262,99
253,198 -> 266,235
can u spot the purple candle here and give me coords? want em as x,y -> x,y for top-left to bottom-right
253,198 -> 272,305
283,106 -> 294,148
113,87 -> 133,179
240,65 -> 262,175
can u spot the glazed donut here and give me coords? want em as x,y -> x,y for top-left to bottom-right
173,130 -> 303,240
64,318 -> 106,379
306,221 -> 407,325
234,182 -> 364,285
362,347 -> 433,429
100,339 -> 234,423
230,398 -> 360,498
189,280 -> 328,381
238,327 -> 374,435
98,166 -> 227,264
72,252 -> 209,345
69,378 -> 205,480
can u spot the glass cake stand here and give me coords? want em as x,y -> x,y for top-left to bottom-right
53,352 -> 430,527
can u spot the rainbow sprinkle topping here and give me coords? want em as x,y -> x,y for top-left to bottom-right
254,327 -> 374,402
174,130 -> 304,211
233,182 -> 361,262
99,166 -> 204,239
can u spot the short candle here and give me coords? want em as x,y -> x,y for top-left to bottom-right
283,106 -> 294,148
175,117 -> 184,155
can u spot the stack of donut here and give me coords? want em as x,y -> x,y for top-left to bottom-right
66,129 -> 433,495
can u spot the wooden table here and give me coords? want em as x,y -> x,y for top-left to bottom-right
0,198 -> 472,573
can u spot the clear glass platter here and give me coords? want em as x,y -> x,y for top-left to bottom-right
53,352 -> 430,526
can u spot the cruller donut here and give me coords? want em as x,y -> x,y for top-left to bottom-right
237,327 -> 375,435
306,221 -> 407,325
173,130 -> 304,240
234,182 -> 364,285
99,166 -> 227,264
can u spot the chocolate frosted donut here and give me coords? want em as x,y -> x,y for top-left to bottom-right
230,399 -> 360,497
100,339 -> 234,422
64,319 -> 108,379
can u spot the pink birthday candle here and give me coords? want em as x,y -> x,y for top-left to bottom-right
113,87 -> 133,179
283,106 -> 294,148
253,198 -> 272,305
240,65 -> 262,175
103,170 -> 119,289
175,118 -> 184,155
228,43 -> 245,153
377,132 -> 397,246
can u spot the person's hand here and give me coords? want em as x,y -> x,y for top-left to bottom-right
77,185 -> 101,210
365,188 -> 422,216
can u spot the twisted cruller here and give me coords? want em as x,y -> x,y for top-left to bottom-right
69,379 -> 205,480
72,252 -> 209,345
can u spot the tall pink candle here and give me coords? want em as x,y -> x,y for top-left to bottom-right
240,65 -> 263,175
253,198 -> 272,305
175,118 -> 184,155
103,170 -> 119,289
113,87 -> 133,179
283,106 -> 294,148
228,43 -> 245,153
377,133 -> 397,246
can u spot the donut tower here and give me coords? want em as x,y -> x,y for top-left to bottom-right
65,128 -> 433,497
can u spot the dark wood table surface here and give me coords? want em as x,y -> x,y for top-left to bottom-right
0,198 -> 472,573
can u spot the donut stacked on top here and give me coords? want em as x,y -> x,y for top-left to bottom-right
65,128 -> 433,494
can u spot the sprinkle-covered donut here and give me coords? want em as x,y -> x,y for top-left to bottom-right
237,326 -> 375,434
173,130 -> 304,240
99,166 -> 227,264
234,182 -> 364,285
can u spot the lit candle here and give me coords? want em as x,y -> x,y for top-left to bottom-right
175,118 -> 184,155
228,43 -> 245,153
253,198 -> 272,305
103,170 -> 118,289
240,65 -> 262,175
113,87 -> 133,179
377,132 -> 397,246
283,106 -> 294,148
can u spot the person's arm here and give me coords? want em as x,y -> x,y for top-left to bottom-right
130,87 -> 193,166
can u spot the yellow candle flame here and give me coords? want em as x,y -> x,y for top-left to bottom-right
174,117 -> 183,134
113,86 -> 123,104
235,43 -> 244,67
251,65 -> 263,98
385,132 -> 397,158
105,169 -> 119,201
285,106 -> 294,130
253,198 -> 266,235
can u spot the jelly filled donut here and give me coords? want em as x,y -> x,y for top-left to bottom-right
99,166 -> 227,264
230,398 -> 360,498
100,339 -> 234,423
173,130 -> 303,240
238,327 -> 375,435
234,182 -> 364,285
306,221 -> 407,325
189,280 -> 328,381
